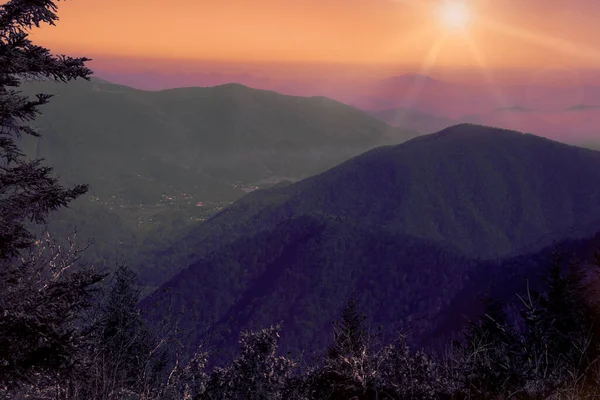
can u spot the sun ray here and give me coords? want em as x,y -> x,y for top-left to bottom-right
398,34 -> 448,109
461,33 -> 509,109
481,20 -> 600,65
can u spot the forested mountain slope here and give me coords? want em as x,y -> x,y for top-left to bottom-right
18,78 -> 418,288
142,124 -> 600,284
141,124 -> 600,360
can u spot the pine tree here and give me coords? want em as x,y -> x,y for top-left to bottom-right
84,265 -> 168,399
0,0 -> 92,259
452,294 -> 525,398
0,0 -> 101,392
0,232 -> 104,393
320,291 -> 384,400
538,251 -> 600,388
327,293 -> 371,360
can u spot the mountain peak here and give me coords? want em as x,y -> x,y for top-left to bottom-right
405,73 -> 437,80
494,105 -> 534,113
394,123 -> 585,160
212,82 -> 251,90
430,123 -> 526,139
566,103 -> 600,111
379,74 -> 441,85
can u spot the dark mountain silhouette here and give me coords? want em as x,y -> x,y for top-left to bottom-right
140,123 -> 600,362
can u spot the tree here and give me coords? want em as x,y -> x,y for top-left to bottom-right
0,232 -> 104,393
0,0 -> 101,392
534,250 -> 600,390
0,0 -> 92,260
83,265 -> 169,399
318,292 -> 386,400
446,247 -> 600,399
200,324 -> 295,400
327,292 -> 373,361
449,294 -> 526,399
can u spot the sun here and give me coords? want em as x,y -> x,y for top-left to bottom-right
436,1 -> 472,31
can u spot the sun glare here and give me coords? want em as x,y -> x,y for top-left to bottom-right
437,1 -> 471,31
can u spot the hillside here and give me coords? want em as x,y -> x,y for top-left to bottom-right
429,231 -> 600,349
140,123 -> 600,361
143,123 -> 600,281
21,78 -> 416,189
142,213 -> 478,363
17,78 -> 418,288
144,220 -> 600,364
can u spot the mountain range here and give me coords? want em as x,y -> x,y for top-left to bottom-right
19,76 -> 600,363
140,124 -> 600,363
18,78 -> 418,288
369,103 -> 600,146
97,71 -> 600,146
22,78 -> 416,195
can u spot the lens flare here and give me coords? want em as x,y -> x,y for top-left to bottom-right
437,1 -> 471,31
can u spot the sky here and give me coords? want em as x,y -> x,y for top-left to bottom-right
27,0 -> 600,83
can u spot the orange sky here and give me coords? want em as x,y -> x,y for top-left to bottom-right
27,0 -> 600,76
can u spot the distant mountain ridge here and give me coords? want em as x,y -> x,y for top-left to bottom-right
19,78 -> 418,289
94,70 -> 600,145
22,78 -> 417,191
